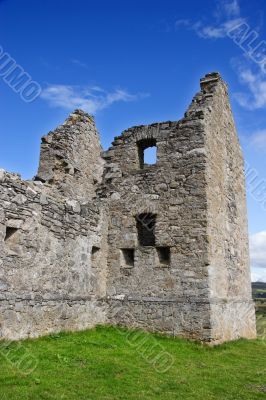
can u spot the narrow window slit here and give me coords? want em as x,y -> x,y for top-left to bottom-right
91,246 -> 101,267
157,247 -> 171,266
5,227 -> 18,242
121,248 -> 134,268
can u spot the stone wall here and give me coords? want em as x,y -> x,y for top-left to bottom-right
36,110 -> 104,201
101,117 -> 212,339
201,73 -> 256,342
0,115 -> 108,339
101,72 -> 256,342
0,73 -> 256,343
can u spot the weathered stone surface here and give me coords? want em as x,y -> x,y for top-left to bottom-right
35,109 -> 104,201
0,74 -> 256,343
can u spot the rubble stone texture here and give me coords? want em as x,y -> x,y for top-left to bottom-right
0,73 -> 256,343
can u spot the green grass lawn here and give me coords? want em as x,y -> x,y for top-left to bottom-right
0,326 -> 265,400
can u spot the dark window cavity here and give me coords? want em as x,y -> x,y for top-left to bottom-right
4,227 -> 18,242
136,213 -> 156,246
157,247 -> 171,266
91,246 -> 101,267
121,248 -> 135,268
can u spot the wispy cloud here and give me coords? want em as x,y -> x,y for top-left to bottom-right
233,63 -> 266,109
250,231 -> 266,282
40,58 -> 61,71
175,0 -> 266,113
71,59 -> 88,69
194,18 -> 245,39
250,129 -> 266,151
221,0 -> 240,17
175,0 -> 245,39
40,84 -> 149,114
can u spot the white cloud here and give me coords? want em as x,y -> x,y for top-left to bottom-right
175,0 -> 245,39
233,66 -> 266,109
250,129 -> 266,151
40,85 -> 148,114
251,268 -> 266,282
194,18 -> 245,39
176,0 -> 266,112
250,231 -> 266,281
71,59 -> 88,69
175,19 -> 190,28
221,0 -> 240,18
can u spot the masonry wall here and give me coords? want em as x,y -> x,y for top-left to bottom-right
102,73 -> 256,342
101,114 -> 212,340
0,111 -> 108,340
200,74 -> 256,342
0,73 -> 256,343
36,110 -> 104,201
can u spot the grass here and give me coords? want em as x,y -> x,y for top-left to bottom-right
0,326 -> 265,400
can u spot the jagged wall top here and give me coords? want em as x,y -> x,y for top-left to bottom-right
35,109 -> 104,201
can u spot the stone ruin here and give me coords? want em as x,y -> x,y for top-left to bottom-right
0,73 -> 256,343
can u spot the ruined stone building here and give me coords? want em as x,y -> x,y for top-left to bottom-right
0,73 -> 256,343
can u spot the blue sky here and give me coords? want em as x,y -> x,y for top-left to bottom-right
0,0 -> 265,280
